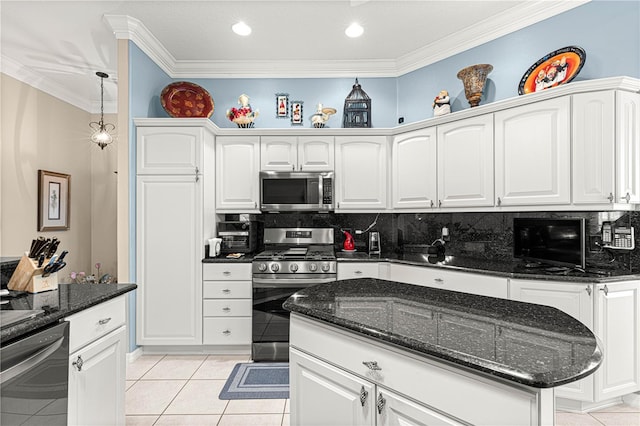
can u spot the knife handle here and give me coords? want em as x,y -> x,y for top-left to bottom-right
37,254 -> 45,268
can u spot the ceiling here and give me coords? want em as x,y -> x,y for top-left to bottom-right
0,1 -> 587,113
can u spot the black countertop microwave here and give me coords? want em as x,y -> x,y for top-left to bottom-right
260,171 -> 334,212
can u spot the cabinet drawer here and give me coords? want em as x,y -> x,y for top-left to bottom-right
203,299 -> 252,317
203,281 -> 252,299
66,296 -> 126,353
203,263 -> 251,281
337,263 -> 379,280
203,317 -> 251,345
291,314 -> 540,426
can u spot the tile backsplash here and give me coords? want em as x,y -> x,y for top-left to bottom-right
258,210 -> 639,272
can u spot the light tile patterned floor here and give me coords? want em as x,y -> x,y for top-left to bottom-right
126,355 -> 638,426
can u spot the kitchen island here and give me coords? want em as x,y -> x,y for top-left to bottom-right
284,278 -> 602,426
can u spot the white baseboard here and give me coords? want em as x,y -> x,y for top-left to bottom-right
126,347 -> 143,363
134,345 -> 251,356
623,392 -> 640,409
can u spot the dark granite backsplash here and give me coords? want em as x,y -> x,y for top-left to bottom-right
258,211 -> 639,272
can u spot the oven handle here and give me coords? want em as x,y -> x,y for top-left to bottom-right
0,336 -> 64,384
252,277 -> 337,288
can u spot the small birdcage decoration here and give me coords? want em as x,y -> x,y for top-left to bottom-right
342,78 -> 371,128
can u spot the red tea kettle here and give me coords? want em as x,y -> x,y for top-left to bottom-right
342,230 -> 355,251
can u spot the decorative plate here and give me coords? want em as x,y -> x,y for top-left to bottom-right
518,46 -> 586,95
161,82 -> 214,118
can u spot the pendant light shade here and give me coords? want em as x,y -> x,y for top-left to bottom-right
89,71 -> 116,150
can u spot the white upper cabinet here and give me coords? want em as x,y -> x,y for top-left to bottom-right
136,126 -> 202,175
572,91 -> 616,205
335,136 -> 388,211
437,114 -> 494,208
615,91 -> 640,204
261,136 -> 334,171
495,97 -> 571,206
392,128 -> 437,210
216,136 -> 261,212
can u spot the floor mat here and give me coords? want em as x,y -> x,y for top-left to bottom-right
219,362 -> 289,400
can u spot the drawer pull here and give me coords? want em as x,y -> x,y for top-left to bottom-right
359,386 -> 368,406
222,307 -> 231,312
434,278 -> 444,284
222,289 -> 231,294
222,330 -> 231,336
223,271 -> 231,276
98,317 -> 112,325
362,361 -> 381,371
72,355 -> 84,372
354,270 -> 363,275
585,286 -> 592,296
376,392 -> 386,414
600,285 -> 609,296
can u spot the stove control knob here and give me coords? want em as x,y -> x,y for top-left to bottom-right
257,263 -> 268,272
308,263 -> 318,272
270,263 -> 280,272
321,262 -> 330,272
290,263 -> 299,273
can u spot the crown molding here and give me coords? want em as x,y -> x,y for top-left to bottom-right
105,1 -> 590,79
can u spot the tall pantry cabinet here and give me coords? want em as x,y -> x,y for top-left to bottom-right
135,120 -> 215,346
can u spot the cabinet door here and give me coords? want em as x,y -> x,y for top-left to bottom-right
68,326 -> 126,426
378,387 -> 465,426
437,115 -> 494,208
495,97 -> 571,206
290,348 -> 375,426
615,91 -> 640,204
137,175 -> 202,345
594,281 -> 640,400
260,136 -> 297,171
509,278 -> 594,401
335,136 -> 388,211
298,136 -> 334,171
572,91 -> 616,205
136,126 -> 202,175
392,128 -> 437,210
216,136 -> 260,211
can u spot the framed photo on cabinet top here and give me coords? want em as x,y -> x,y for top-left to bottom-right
38,169 -> 70,231
291,101 -> 303,125
276,93 -> 289,118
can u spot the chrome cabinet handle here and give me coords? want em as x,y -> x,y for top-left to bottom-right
438,200 -> 442,208
585,286 -> 592,296
376,392 -> 386,414
254,201 -> 257,208
222,307 -> 231,312
600,285 -> 609,296
222,330 -> 231,336
497,197 -> 502,206
98,317 -> 112,325
354,270 -> 363,275
195,166 -> 200,182
72,355 -> 84,372
223,271 -> 231,276
622,192 -> 631,203
607,192 -> 614,203
434,278 -> 444,284
222,289 -> 231,294
362,361 -> 381,371
360,386 -> 368,406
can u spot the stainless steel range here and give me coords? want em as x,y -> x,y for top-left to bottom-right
252,228 -> 336,361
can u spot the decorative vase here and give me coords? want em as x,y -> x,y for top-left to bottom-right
457,64 -> 493,107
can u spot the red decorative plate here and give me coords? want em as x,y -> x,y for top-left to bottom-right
518,46 -> 586,95
161,82 -> 214,118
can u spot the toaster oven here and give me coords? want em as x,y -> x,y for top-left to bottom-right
217,221 -> 258,254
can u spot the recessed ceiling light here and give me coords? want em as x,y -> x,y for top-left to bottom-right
232,21 -> 252,36
345,22 -> 364,38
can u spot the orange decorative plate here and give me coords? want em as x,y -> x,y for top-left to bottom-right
161,82 -> 214,118
518,46 -> 586,95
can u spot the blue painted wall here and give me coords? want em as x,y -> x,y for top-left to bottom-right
397,0 -> 640,123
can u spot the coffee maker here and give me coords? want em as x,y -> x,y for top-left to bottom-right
368,232 -> 381,254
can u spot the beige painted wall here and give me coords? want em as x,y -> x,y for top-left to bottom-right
1,73 -> 118,282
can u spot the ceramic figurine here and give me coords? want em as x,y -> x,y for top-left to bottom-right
432,90 -> 451,116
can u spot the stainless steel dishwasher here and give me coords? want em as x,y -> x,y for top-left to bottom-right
1,321 -> 70,425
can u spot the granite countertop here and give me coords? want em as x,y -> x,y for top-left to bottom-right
202,254 -> 255,263
337,251 -> 640,283
1,283 -> 137,344
284,278 -> 602,388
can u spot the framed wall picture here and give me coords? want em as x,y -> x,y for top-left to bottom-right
291,101 -> 303,125
38,170 -> 70,231
276,93 -> 289,118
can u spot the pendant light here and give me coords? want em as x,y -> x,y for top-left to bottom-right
89,71 -> 116,149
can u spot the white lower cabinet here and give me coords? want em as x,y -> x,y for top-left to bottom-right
202,263 -> 252,346
67,296 -> 127,426
291,314 -> 552,426
389,263 -> 508,299
510,278 -> 640,410
337,262 -> 380,280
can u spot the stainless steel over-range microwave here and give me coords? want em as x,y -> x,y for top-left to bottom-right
259,171 -> 334,212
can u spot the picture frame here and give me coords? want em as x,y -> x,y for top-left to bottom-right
291,101 -> 303,125
38,170 -> 70,231
276,93 -> 289,118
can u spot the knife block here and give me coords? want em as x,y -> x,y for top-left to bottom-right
7,254 -> 59,293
